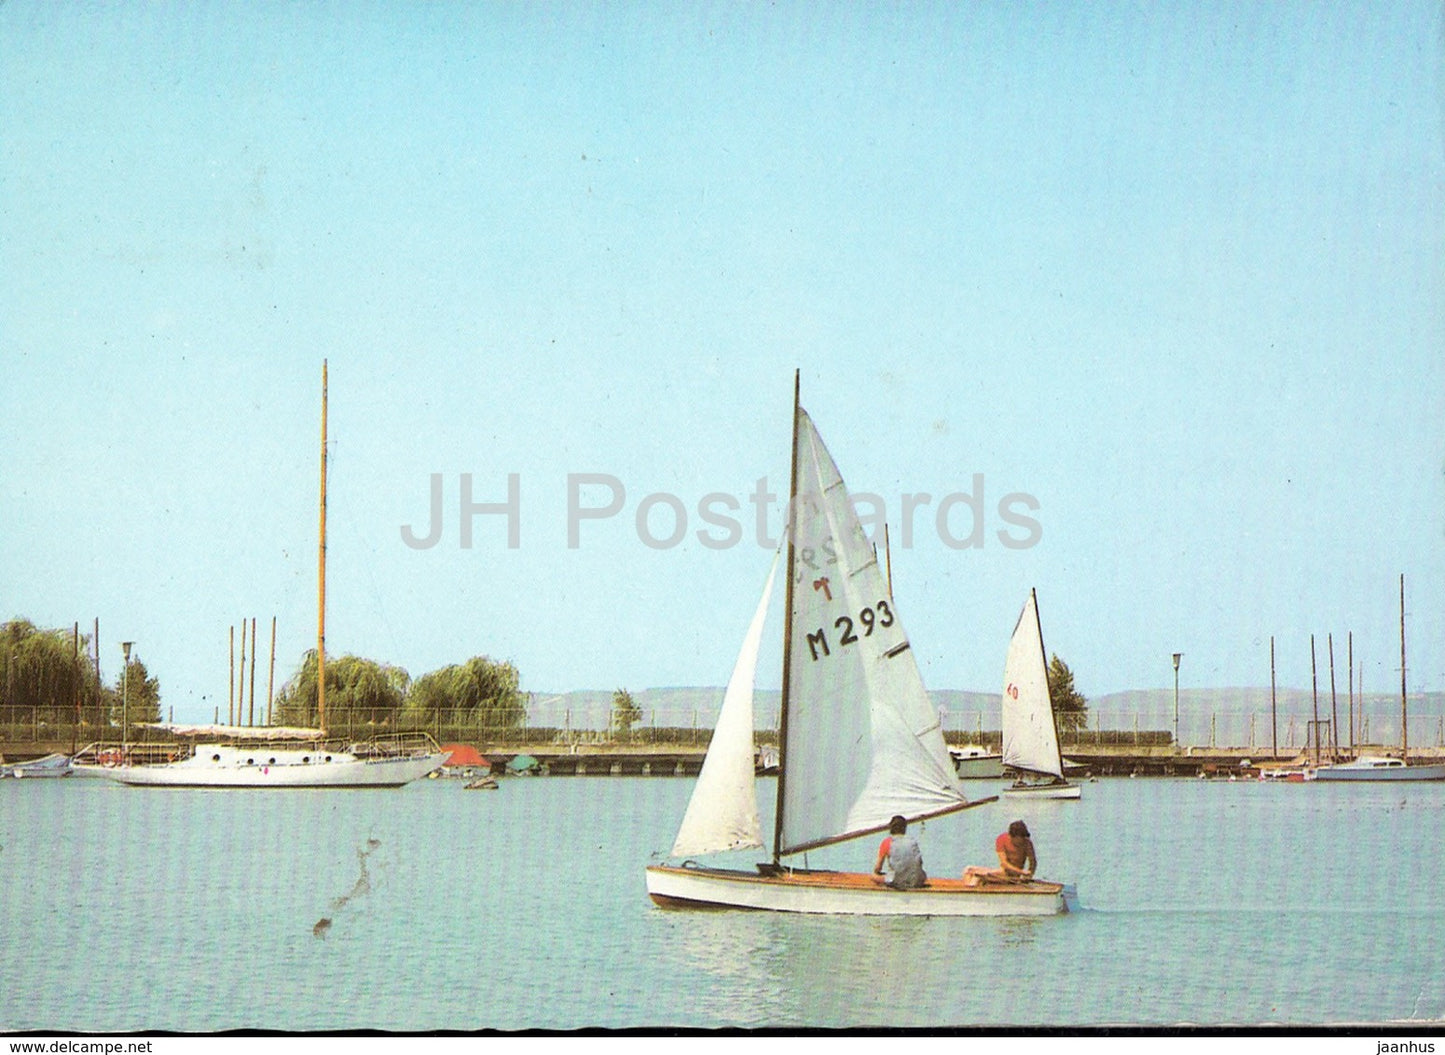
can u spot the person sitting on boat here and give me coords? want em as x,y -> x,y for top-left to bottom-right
872,815 -> 927,889
963,820 -> 1037,885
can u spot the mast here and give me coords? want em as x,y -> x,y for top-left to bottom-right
71,622 -> 80,756
1327,633 -> 1338,761
267,616 -> 277,727
1310,634 -> 1319,767
772,370 -> 801,864
1269,636 -> 1277,760
228,624 -> 235,726
1400,573 -> 1407,761
238,616 -> 247,725
883,523 -> 894,600
93,618 -> 100,729
248,617 -> 258,726
1031,587 -> 1064,775
1347,631 -> 1354,753
318,360 -> 329,734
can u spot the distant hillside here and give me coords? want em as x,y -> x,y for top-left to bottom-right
525,685 -> 1445,749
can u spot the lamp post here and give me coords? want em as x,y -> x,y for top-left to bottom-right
121,641 -> 134,755
1172,652 -> 1183,747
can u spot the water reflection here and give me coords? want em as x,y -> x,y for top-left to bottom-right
659,906 -> 958,1028
5,776 -> 1444,1029
996,916 -> 1044,948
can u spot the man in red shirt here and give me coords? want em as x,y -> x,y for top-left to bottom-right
963,820 -> 1036,885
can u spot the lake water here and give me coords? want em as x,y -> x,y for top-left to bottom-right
1,773 -> 1442,1031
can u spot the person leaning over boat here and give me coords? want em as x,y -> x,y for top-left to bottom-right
872,815 -> 927,889
963,820 -> 1036,885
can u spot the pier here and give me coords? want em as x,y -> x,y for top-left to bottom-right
6,737 -> 1442,778
467,742 -> 1445,779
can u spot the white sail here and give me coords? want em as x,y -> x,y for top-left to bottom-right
670,552 -> 779,857
777,408 -> 967,856
1000,590 -> 1064,780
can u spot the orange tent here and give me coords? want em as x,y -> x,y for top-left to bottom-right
440,743 -> 489,768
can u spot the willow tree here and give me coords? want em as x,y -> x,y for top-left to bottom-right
272,651 -> 409,731
1,618 -> 111,729
404,656 -> 525,737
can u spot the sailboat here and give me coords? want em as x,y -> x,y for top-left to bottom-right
1000,590 -> 1081,800
73,363 -> 450,788
1314,574 -> 1445,782
644,377 -> 1070,915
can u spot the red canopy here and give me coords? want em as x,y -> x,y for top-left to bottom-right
440,743 -> 489,767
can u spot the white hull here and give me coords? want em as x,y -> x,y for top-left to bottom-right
645,864 -> 1067,916
1,753 -> 73,778
1312,760 -> 1445,782
950,751 -> 1005,779
74,742 -> 448,788
1002,780 -> 1082,800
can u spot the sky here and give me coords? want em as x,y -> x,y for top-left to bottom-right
2,2 -> 1442,725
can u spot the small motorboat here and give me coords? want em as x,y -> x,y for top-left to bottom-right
1,753 -> 74,778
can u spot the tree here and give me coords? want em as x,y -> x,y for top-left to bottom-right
612,688 -> 643,740
404,656 -> 526,736
116,657 -> 161,728
1047,654 -> 1089,736
272,651 -> 409,730
1,618 -> 111,729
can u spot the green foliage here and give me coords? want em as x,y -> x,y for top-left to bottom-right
1047,653 -> 1089,735
612,687 -> 643,739
404,656 -> 525,732
1,618 -> 111,727
272,650 -> 409,729
116,657 -> 161,727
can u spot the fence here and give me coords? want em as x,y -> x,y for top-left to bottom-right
5,708 -> 1443,754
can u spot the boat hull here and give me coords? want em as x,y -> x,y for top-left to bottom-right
1,753 -> 74,778
1312,762 -> 1445,782
950,752 -> 1005,779
1002,781 -> 1082,800
73,745 -> 449,788
645,864 -> 1068,916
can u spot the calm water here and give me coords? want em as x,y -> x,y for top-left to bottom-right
1,773 -> 1443,1030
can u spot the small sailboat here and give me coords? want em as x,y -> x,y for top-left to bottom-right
644,377 -> 1070,915
74,362 -> 449,788
1000,590 -> 1081,800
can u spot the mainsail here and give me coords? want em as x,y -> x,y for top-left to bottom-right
670,553 -> 779,857
776,407 -> 967,857
1000,589 -> 1064,781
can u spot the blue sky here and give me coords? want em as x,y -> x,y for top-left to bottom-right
3,2 -> 1441,723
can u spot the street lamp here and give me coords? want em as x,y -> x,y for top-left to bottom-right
121,641 -> 134,754
1172,652 -> 1183,747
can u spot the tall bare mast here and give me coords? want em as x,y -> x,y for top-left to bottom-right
1327,633 -> 1338,761
318,361 -> 329,734
1269,636 -> 1277,760
248,617 -> 258,727
1310,635 -> 1320,767
1347,631 -> 1354,752
1399,573 -> 1407,761
266,616 -> 277,726
228,624 -> 236,726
